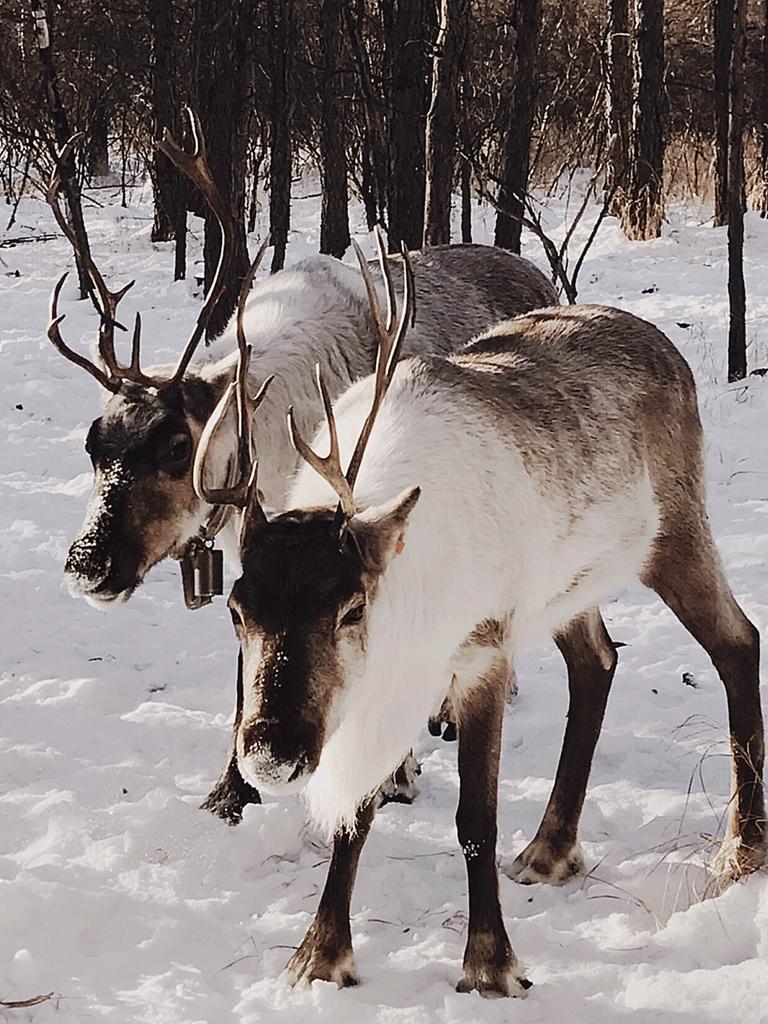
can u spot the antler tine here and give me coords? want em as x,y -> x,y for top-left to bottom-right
287,365 -> 356,517
192,247 -> 275,512
47,272 -> 120,392
373,225 -> 396,332
193,356 -> 275,509
345,241 -> 414,492
236,236 -> 271,361
159,107 -> 234,387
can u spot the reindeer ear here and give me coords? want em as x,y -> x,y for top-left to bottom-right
350,486 -> 421,573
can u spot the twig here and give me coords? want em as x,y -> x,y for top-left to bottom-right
0,992 -> 56,1008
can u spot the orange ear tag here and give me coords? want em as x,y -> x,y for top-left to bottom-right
394,536 -> 405,557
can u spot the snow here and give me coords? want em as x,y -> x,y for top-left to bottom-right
2,180 -> 768,1023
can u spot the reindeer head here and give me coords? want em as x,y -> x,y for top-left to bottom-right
47,112 -> 268,606
195,230 -> 420,793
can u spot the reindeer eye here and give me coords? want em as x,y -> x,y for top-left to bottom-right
167,435 -> 191,462
340,601 -> 366,627
229,606 -> 243,630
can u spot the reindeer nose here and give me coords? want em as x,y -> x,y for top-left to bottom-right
238,717 -> 316,789
65,535 -> 112,590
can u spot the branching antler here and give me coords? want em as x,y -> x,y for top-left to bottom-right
193,237 -> 273,510
157,108 -> 234,385
45,108 -> 234,392
287,226 -> 414,522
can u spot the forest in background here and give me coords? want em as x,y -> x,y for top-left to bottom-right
0,0 -> 763,377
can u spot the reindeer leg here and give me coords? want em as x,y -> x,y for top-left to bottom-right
507,607 -> 616,885
642,529 -> 765,886
200,651 -> 261,824
287,797 -> 375,988
456,666 -> 531,997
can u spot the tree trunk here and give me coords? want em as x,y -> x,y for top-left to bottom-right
606,0 -> 632,215
754,0 -> 768,217
494,0 -> 542,254
424,0 -> 468,246
149,0 -> 181,243
620,0 -> 666,240
192,0 -> 253,336
460,157 -> 472,242
385,0 -> 432,250
85,111 -> 109,180
727,0 -> 747,380
319,0 -> 350,258
345,0 -> 388,228
714,0 -> 733,226
33,0 -> 92,298
266,0 -> 293,273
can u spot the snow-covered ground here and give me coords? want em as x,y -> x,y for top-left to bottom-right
2,181 -> 768,1023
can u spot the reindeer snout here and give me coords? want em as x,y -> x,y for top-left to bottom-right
237,717 -> 318,793
65,534 -> 112,592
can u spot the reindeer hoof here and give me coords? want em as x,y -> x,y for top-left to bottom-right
200,769 -> 261,825
505,839 -> 585,886
457,963 -> 531,998
286,934 -> 359,989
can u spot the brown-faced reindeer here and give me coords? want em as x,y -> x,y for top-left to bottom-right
47,113 -> 557,823
195,235 -> 765,996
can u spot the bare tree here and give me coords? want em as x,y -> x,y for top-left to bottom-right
384,0 -> 432,249
605,0 -> 632,214
266,0 -> 294,273
713,0 -> 732,226
753,0 -> 768,217
193,0 -> 254,334
148,0 -> 182,247
32,0 -> 92,298
727,0 -> 747,380
319,0 -> 350,258
494,0 -> 542,254
424,0 -> 468,245
620,0 -> 666,240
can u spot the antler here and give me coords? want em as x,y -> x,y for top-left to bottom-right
47,271 -> 119,392
45,108 -> 234,391
288,226 -> 414,521
46,134 -> 137,389
192,238 -> 273,510
157,108 -> 234,386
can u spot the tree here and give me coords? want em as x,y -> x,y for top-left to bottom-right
424,0 -> 469,245
726,0 -> 747,380
494,0 -> 542,254
148,0 -> 181,246
713,0 -> 732,227
266,0 -> 294,273
384,0 -> 432,249
32,0 -> 92,299
753,0 -> 768,217
605,0 -> 632,214
620,0 -> 666,240
192,0 -> 254,335
318,0 -> 350,258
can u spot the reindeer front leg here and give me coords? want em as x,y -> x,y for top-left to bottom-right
287,797 -> 375,988
200,651 -> 262,824
456,671 -> 531,997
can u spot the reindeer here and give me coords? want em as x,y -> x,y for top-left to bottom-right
46,112 -> 557,822
193,234 -> 766,996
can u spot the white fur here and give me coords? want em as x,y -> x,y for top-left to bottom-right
291,366 -> 661,835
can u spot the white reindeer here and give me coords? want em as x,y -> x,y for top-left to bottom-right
46,112 -> 555,821
194,234 -> 765,995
